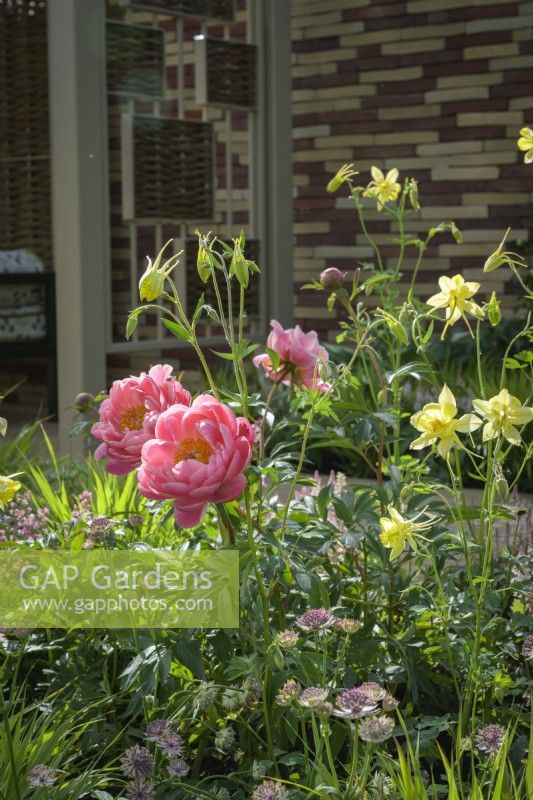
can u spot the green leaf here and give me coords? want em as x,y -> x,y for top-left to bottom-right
211,350 -> 235,361
192,293 -> 205,326
162,319 -> 191,342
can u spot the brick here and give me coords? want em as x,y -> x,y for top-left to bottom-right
492,55 -> 533,69
431,166 -> 500,180
374,130 -> 439,144
425,86 -> 489,103
420,205 -> 488,219
464,42 -> 519,59
417,141 -> 482,155
293,124 -> 330,138
457,111 -> 523,126
448,151 -> 517,166
382,37 -> 445,55
437,72 -> 503,88
466,14 -> 530,33
462,192 -> 531,205
378,104 -> 441,120
360,66 -> 423,83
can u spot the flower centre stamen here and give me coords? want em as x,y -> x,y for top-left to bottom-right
119,404 -> 147,431
174,437 -> 213,465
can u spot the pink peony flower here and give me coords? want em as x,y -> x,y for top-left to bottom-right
91,365 -> 191,475
253,320 -> 331,392
138,395 -> 254,527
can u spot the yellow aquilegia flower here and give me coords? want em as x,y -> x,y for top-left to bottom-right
363,167 -> 401,210
426,274 -> 484,338
517,126 -> 533,164
472,389 -> 533,446
326,163 -> 359,193
0,476 -> 21,509
379,506 -> 434,561
410,384 -> 482,459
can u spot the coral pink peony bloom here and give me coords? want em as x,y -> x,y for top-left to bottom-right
253,320 -> 331,392
138,395 -> 254,528
91,365 -> 191,475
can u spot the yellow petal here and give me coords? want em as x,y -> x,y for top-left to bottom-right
438,384 -> 457,416
371,166 -> 384,183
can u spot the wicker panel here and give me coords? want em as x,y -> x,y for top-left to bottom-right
204,38 -> 256,108
107,21 -> 164,97
185,238 -> 260,317
131,116 -> 214,220
131,0 -> 234,20
0,0 -> 52,267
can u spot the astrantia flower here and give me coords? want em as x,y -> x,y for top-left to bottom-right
138,395 -> 254,527
0,476 -> 21,509
522,635 -> 533,660
214,726 -> 236,752
475,724 -> 505,754
358,682 -> 398,710
167,758 -> 190,778
276,629 -> 299,648
427,275 -> 484,338
295,608 -> 334,631
121,745 -> 154,778
334,687 -> 378,719
193,681 -> 219,713
276,680 -> 301,706
298,687 -> 329,708
410,384 -> 482,459
125,781 -> 155,800
333,617 -> 361,634
363,167 -> 401,210
327,163 -> 359,193
369,772 -> 393,797
92,364 -> 191,475
359,715 -> 395,743
253,320 -> 331,392
145,719 -> 170,743
472,389 -> 533,446
27,764 -> 58,787
252,779 -> 290,800
517,126 -> 533,163
157,731 -> 184,757
379,506 -> 434,560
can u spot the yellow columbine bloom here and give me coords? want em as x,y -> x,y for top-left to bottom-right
517,126 -> 533,164
363,166 -> 401,210
379,506 -> 433,561
326,163 -> 359,193
426,274 -> 484,338
472,389 -> 533,446
0,476 -> 21,509
410,384 -> 482,459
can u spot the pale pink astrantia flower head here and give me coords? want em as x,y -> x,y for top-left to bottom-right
253,320 -> 331,392
92,365 -> 191,475
138,395 -> 254,528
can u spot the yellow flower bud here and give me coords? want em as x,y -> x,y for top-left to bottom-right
326,163 -> 359,193
486,291 -> 501,327
138,239 -> 181,301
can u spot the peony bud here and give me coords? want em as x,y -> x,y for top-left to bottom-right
320,267 -> 345,292
74,392 -> 94,410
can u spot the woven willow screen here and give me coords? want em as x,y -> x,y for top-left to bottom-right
196,37 -> 257,108
123,115 -> 214,221
0,0 -> 52,267
131,0 -> 234,20
107,21 -> 164,97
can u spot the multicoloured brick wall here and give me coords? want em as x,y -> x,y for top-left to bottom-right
292,0 -> 533,340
